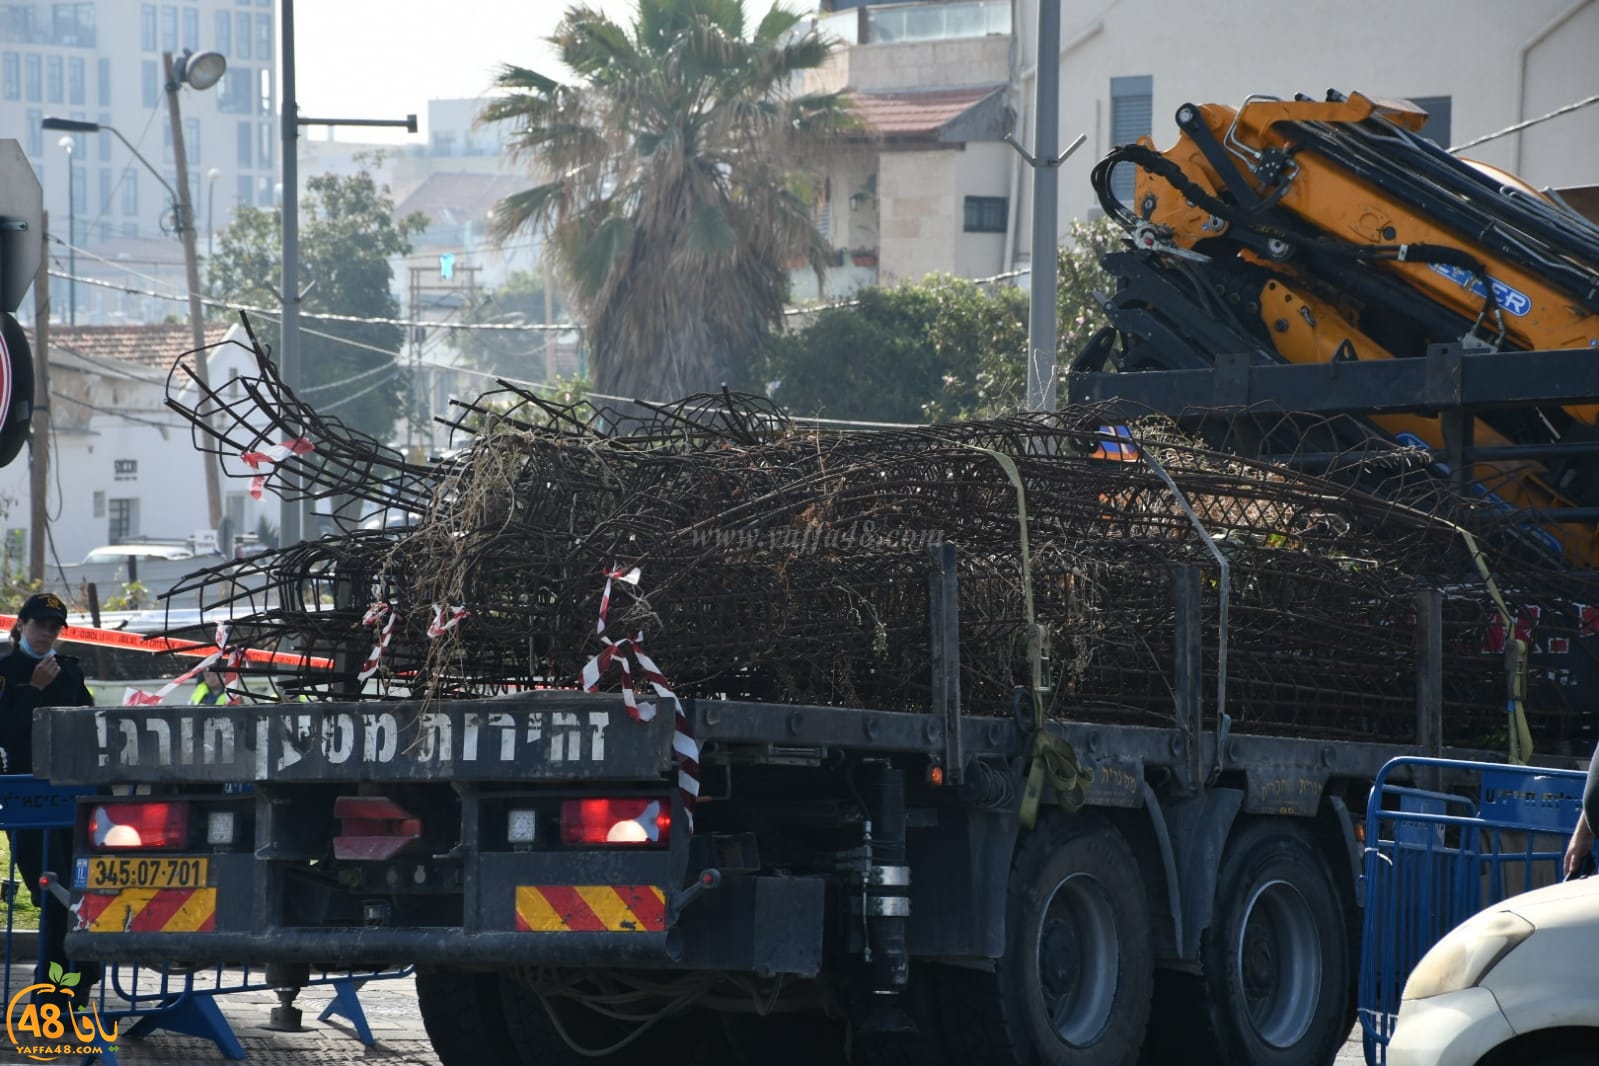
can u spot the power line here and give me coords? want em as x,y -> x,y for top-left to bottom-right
1451,93 -> 1599,153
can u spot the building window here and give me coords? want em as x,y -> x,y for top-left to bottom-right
122,169 -> 137,216
1409,95 -> 1452,149
45,55 -> 61,102
97,165 -> 110,212
181,5 -> 198,51
160,5 -> 177,52
255,14 -> 271,60
236,122 -> 251,167
96,56 -> 109,106
963,195 -> 1007,234
235,11 -> 250,58
52,3 -> 94,46
236,174 -> 252,208
108,498 -> 138,543
215,10 -> 229,50
2,54 -> 17,100
1109,74 -> 1153,205
142,59 -> 157,107
113,458 -> 137,481
92,491 -> 105,518
140,5 -> 156,51
97,119 -> 109,161
24,54 -> 40,102
67,57 -> 83,104
257,121 -> 272,168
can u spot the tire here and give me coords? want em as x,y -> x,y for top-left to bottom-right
1196,821 -> 1350,1066
936,814 -> 1153,1066
415,965 -> 525,1066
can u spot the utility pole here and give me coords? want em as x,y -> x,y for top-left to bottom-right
278,0 -> 416,546
1006,0 -> 1083,412
164,51 -> 223,532
29,211 -> 49,581
543,253 -> 556,383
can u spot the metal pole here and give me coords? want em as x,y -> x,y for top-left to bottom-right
1025,0 -> 1061,413
63,145 -> 74,325
280,0 -> 302,547
29,211 -> 50,582
164,51 -> 224,533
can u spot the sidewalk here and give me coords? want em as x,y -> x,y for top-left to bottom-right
0,963 -> 441,1066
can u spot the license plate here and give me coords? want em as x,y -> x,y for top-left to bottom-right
85,856 -> 208,890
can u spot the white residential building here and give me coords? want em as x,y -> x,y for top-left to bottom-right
0,320 -> 273,567
805,0 -> 1599,290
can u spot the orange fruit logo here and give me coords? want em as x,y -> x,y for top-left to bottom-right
5,963 -> 118,1062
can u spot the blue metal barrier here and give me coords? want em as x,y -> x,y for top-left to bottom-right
0,774 -> 414,1062
1358,756 -> 1586,1066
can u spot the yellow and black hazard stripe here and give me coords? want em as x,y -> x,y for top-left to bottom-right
515,885 -> 666,933
78,888 -> 216,932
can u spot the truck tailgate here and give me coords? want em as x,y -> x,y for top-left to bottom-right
37,692 -> 674,785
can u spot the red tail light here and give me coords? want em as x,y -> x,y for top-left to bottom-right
89,802 -> 191,850
560,798 -> 670,846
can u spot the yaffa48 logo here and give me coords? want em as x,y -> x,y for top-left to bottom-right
5,962 -> 118,1061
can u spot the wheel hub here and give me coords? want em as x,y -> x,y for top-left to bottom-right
1034,872 -> 1119,1048
1235,878 -> 1321,1049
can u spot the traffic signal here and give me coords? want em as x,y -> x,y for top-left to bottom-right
0,138 -> 40,469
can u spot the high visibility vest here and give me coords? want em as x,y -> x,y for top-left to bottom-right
191,681 -> 228,705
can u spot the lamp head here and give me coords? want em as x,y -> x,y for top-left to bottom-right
56,135 -> 73,153
174,49 -> 226,92
41,116 -> 100,134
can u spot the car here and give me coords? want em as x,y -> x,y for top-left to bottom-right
81,543 -> 195,564
1386,875 -> 1599,1066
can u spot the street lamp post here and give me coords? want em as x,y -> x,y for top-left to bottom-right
206,166 -> 220,291
55,135 -> 74,325
42,46 -> 229,534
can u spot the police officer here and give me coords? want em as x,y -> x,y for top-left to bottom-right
1563,738 -> 1599,879
0,592 -> 97,997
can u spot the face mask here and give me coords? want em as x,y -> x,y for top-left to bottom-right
18,635 -> 50,660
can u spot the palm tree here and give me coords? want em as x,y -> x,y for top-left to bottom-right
478,0 -> 854,405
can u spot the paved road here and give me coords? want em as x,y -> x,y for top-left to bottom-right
0,972 -> 1373,1065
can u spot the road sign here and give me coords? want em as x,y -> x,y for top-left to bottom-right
0,139 -> 42,313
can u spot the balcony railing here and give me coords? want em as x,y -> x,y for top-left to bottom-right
815,0 -> 1011,46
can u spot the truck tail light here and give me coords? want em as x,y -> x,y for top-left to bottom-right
89,802 -> 191,850
560,798 -> 670,846
333,796 -> 422,860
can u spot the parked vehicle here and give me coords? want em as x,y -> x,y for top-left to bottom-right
1387,877 -> 1599,1066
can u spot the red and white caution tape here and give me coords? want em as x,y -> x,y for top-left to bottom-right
427,603 -> 471,638
596,566 -> 641,634
580,569 -> 699,832
122,624 -> 242,706
241,436 -> 314,499
358,601 -> 397,681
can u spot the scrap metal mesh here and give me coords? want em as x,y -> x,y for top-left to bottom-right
153,317 -> 1595,749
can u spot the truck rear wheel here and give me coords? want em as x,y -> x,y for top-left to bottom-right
936,814 -> 1152,1065
415,965 -> 525,1066
1196,821 -> 1350,1066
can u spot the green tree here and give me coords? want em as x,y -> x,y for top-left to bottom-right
448,269 -> 572,380
478,0 -> 856,404
760,219 -> 1121,423
757,277 -> 1027,423
208,165 -> 427,440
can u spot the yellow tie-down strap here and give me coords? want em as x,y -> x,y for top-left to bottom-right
515,885 -> 666,933
78,888 -> 217,932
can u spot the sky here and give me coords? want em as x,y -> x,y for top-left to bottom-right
293,0 -> 642,144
